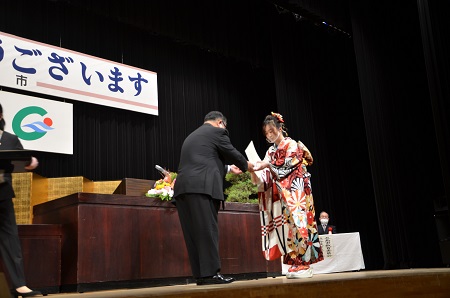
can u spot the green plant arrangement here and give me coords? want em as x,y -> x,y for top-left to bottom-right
224,171 -> 258,204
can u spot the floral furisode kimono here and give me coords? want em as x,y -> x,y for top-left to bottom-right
253,137 -> 323,266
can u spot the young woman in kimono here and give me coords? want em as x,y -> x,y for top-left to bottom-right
251,112 -> 323,278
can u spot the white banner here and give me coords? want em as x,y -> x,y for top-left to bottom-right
0,31 -> 158,115
0,91 -> 73,154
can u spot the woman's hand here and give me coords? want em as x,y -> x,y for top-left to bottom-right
253,161 -> 269,171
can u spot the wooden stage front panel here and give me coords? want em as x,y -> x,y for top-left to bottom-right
32,193 -> 280,291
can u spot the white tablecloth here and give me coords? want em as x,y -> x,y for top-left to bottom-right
282,232 -> 365,275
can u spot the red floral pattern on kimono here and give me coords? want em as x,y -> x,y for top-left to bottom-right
253,137 -> 323,266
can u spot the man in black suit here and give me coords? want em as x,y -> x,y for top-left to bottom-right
0,103 -> 42,297
317,211 -> 337,235
174,111 -> 252,285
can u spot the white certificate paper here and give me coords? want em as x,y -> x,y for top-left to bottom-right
246,141 -> 263,179
245,141 -> 261,163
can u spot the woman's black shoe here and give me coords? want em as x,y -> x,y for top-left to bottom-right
11,289 -> 42,298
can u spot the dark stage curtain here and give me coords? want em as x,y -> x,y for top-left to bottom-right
54,0 -> 273,69
417,0 -> 450,219
417,0 -> 450,264
350,1 -> 444,269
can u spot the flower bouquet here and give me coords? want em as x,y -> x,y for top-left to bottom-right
145,165 -> 177,201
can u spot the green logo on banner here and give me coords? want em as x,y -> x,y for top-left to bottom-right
12,106 -> 49,140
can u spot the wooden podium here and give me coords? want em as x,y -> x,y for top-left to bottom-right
113,177 -> 156,196
33,192 -> 281,292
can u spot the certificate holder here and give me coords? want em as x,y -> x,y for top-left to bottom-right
0,150 -> 36,173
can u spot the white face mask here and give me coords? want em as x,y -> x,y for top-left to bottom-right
266,131 -> 280,144
320,218 -> 329,225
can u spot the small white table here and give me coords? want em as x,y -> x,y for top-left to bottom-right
282,232 -> 366,275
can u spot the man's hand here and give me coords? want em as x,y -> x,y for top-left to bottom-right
229,164 -> 243,174
247,161 -> 254,172
24,157 -> 39,170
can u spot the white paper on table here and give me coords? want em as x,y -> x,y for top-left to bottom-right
245,141 -> 263,179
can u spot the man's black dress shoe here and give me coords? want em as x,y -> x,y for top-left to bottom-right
11,289 -> 42,298
196,273 -> 235,285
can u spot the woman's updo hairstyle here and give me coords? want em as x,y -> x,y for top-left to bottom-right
262,112 -> 288,137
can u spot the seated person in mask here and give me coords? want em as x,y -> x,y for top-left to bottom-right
317,211 -> 337,235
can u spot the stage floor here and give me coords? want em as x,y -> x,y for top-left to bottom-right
38,268 -> 450,298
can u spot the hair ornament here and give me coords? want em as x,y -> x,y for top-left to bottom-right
271,112 -> 284,123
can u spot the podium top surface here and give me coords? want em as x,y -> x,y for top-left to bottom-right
0,149 -> 36,160
32,192 -> 259,215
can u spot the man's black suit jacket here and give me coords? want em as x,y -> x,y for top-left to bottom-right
174,123 -> 248,201
317,223 -> 337,235
0,131 -> 24,201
